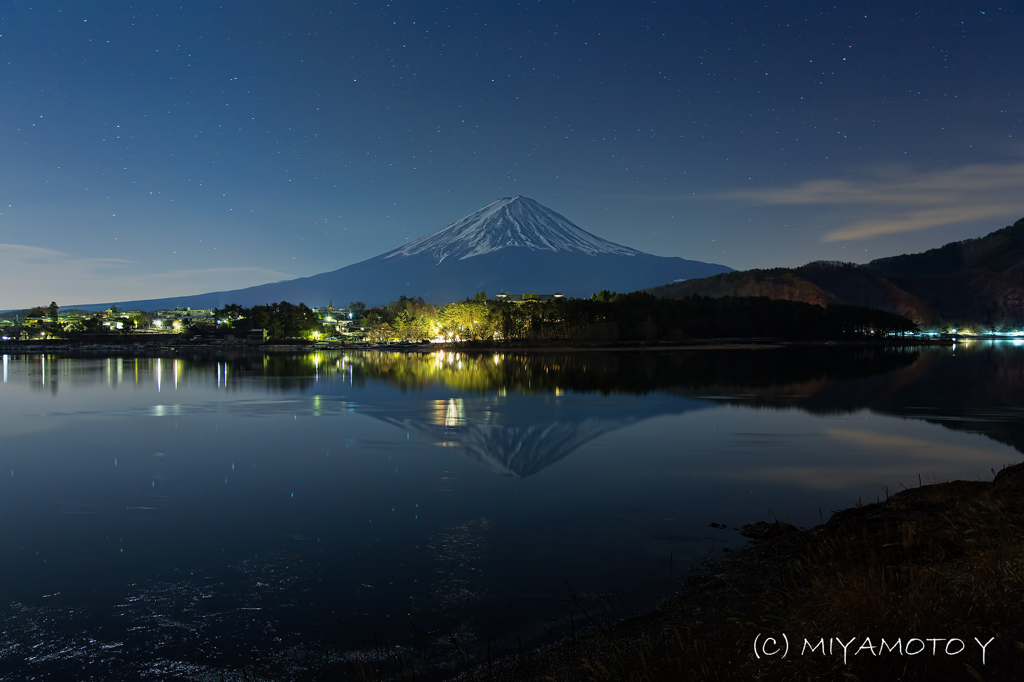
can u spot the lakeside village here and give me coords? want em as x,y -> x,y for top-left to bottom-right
1,301 -> 405,345
0,293 -> 573,346
0,291 -> 961,346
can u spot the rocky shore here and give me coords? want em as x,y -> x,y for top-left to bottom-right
453,464 -> 1024,682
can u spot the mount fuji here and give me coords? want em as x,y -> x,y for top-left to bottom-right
81,196 -> 732,309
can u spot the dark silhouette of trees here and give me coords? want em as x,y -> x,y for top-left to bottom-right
216,302 -> 324,340
433,293 -> 917,343
202,293 -> 916,345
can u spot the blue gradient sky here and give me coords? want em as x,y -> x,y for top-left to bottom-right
1,1 -> 1021,308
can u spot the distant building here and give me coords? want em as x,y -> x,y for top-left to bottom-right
313,303 -> 356,336
152,308 -> 214,328
1,326 -> 29,340
155,307 -> 214,320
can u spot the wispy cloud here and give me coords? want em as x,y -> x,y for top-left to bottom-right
704,427 -> 1013,490
823,428 -> 1003,463
723,162 -> 1024,242
822,205 -> 1021,242
0,244 -> 292,310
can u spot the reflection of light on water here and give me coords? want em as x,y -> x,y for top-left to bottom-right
174,359 -> 179,390
217,362 -> 229,388
151,404 -> 182,417
972,339 -> 1024,347
2,354 -> 7,383
432,398 -> 466,427
40,355 -> 45,385
445,398 -> 465,426
156,358 -> 161,392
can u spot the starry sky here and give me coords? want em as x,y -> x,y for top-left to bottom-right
1,0 -> 1021,309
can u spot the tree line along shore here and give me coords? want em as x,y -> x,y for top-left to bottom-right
2,291 -> 917,345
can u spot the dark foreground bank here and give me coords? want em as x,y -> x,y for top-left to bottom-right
446,464 -> 1024,682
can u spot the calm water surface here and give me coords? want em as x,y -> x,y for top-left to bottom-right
0,344 -> 1022,679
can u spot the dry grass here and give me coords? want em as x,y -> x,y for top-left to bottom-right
455,465 -> 1024,682
771,482 -> 1024,681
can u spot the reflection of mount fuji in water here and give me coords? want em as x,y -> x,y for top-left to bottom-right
215,348 -> 923,477
361,393 -> 708,477
348,344 -> 1024,475
22,344 -> 1022,475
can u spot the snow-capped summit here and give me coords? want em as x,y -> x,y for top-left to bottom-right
385,196 -> 641,263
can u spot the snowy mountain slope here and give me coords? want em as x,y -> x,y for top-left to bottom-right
72,197 -> 733,310
384,196 -> 641,262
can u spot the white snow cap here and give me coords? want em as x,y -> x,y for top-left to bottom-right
384,196 -> 641,263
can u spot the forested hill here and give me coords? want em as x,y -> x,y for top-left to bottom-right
646,217 -> 1024,331
869,218 -> 1024,276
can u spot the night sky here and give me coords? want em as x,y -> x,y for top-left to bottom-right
1,1 -> 1021,309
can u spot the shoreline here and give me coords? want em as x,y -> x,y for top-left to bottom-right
0,337 -> 954,357
451,463 -> 1024,682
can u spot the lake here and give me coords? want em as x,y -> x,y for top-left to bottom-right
1,343 -> 1021,679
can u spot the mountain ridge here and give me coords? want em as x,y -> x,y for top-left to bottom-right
647,216 -> 1024,330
